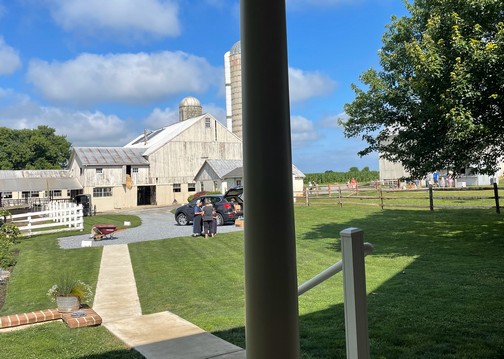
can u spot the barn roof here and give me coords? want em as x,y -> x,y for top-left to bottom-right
194,160 -> 305,181
124,114 -> 214,156
206,159 -> 244,178
72,147 -> 149,166
0,170 -> 83,191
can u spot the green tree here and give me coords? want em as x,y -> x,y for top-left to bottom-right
0,126 -> 71,169
341,0 -> 504,179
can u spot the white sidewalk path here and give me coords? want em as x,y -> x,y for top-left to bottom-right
93,244 -> 246,359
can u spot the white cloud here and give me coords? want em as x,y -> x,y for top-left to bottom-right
144,107 -> 179,129
291,115 -> 318,147
321,111 -> 348,128
27,51 -> 222,105
288,67 -> 335,103
0,36 -> 21,75
0,88 -> 135,146
48,0 -> 180,38
288,0 -> 359,8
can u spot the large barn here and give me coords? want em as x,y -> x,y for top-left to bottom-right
0,96 -> 305,212
66,97 -> 243,211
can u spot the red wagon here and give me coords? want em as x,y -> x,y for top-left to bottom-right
90,224 -> 126,240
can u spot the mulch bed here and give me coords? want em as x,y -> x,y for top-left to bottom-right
0,274 -> 8,310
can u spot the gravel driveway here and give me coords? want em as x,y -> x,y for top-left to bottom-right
58,206 -> 244,249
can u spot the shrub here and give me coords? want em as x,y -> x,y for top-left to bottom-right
0,238 -> 15,268
188,191 -> 207,202
0,210 -> 19,268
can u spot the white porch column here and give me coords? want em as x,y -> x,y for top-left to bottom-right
241,0 -> 300,357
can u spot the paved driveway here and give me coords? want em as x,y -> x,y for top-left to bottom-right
58,206 -> 244,249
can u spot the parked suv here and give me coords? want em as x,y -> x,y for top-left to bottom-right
174,186 -> 243,226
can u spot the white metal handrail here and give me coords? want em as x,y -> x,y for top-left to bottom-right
298,242 -> 373,296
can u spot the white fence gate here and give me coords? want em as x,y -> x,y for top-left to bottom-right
9,202 -> 84,237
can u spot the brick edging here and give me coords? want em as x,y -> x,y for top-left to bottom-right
0,306 -> 102,329
0,309 -> 61,329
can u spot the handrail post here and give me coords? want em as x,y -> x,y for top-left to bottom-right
340,228 -> 370,359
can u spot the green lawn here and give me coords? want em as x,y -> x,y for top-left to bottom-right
0,213 -> 143,359
131,205 -> 504,358
2,206 -> 504,358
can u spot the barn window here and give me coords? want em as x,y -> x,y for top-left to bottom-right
2,192 -> 12,199
96,168 -> 103,174
132,167 -> 139,173
48,190 -> 62,197
205,117 -> 211,128
21,191 -> 40,198
188,183 -> 196,192
236,180 -> 242,186
93,187 -> 112,197
173,184 -> 181,192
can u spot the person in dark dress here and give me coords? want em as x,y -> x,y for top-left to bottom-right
192,200 -> 203,237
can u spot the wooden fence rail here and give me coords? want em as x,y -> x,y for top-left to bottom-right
298,183 -> 502,213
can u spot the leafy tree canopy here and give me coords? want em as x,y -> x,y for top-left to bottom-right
305,167 -> 379,184
341,0 -> 504,179
0,126 -> 71,170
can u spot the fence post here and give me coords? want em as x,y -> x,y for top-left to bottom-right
305,186 -> 310,206
494,182 -> 500,214
429,185 -> 434,211
338,186 -> 343,207
379,188 -> 384,209
340,228 -> 370,359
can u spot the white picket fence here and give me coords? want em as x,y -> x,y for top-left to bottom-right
9,202 -> 84,237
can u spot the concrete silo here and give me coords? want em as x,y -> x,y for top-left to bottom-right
224,41 -> 243,139
179,96 -> 202,122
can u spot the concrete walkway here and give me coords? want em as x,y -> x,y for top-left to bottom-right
93,244 -> 246,359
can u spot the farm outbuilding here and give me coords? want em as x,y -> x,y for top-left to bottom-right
194,159 -> 305,197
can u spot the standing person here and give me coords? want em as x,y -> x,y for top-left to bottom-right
192,199 -> 203,237
202,199 -> 214,238
433,171 -> 439,186
210,207 -> 218,237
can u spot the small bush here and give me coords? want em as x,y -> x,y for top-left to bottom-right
188,191 -> 207,202
0,237 -> 15,268
0,210 -> 19,268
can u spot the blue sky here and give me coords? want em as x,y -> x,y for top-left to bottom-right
0,0 -> 408,174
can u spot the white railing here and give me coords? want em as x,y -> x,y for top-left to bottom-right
298,228 -> 372,359
9,202 -> 84,237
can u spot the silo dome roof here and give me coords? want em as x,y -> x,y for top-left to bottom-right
179,96 -> 201,107
230,41 -> 241,55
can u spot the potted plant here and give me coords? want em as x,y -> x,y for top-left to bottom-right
47,273 -> 93,313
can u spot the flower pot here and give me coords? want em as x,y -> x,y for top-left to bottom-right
56,296 -> 80,313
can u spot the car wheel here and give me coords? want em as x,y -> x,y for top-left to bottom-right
176,213 -> 189,226
216,213 -> 224,226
